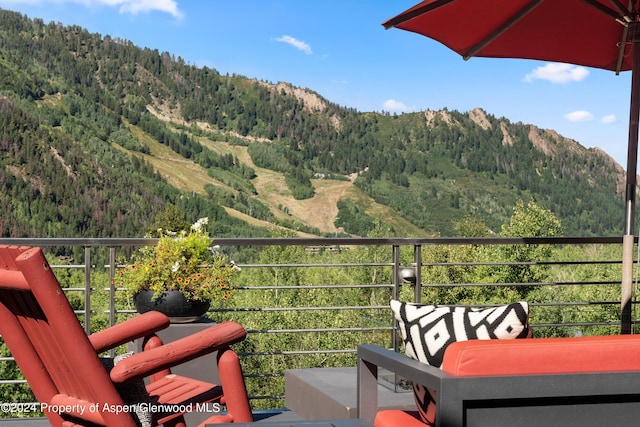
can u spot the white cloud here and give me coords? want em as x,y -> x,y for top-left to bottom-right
524,63 -> 589,84
275,35 -> 312,55
601,114 -> 617,124
115,0 -> 183,18
383,99 -> 409,112
0,0 -> 184,18
564,110 -> 594,122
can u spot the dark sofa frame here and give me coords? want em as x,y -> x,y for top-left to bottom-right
357,344 -> 640,427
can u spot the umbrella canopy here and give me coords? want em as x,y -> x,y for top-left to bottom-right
384,0 -> 637,72
384,0 -> 640,333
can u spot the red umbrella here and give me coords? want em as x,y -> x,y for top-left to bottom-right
383,0 -> 640,333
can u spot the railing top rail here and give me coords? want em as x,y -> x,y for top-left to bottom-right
0,236 -> 629,247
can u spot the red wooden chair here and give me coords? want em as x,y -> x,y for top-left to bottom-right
0,245 -> 253,427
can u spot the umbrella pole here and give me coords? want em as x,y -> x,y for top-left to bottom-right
622,234 -> 634,333
621,39 -> 640,334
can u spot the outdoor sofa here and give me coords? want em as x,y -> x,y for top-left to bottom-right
358,334 -> 640,427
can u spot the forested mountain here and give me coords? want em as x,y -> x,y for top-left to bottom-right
0,9 -> 628,239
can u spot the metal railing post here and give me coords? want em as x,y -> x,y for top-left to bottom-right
414,244 -> 422,304
108,247 -> 116,328
84,247 -> 91,335
392,244 -> 401,353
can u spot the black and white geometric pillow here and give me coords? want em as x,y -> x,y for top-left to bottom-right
390,300 -> 529,368
390,300 -> 529,426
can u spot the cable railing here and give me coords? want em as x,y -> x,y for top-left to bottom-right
0,235 -> 636,411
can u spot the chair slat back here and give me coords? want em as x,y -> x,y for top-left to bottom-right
0,245 -> 137,427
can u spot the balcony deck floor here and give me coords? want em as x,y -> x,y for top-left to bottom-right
10,409 -> 303,426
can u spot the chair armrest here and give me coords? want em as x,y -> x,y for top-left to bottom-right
358,344 -> 446,388
89,311 -> 170,354
109,321 -> 247,383
357,344 -> 446,424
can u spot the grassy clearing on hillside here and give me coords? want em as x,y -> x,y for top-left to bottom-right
123,120 -> 231,194
123,120 -> 432,236
198,136 -> 428,235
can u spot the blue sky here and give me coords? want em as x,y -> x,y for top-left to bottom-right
0,0 -> 633,168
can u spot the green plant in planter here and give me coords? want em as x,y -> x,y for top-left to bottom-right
119,218 -> 239,302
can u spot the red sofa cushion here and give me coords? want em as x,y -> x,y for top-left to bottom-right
374,410 -> 424,427
442,334 -> 640,376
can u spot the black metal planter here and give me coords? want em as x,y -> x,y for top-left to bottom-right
134,290 -> 210,323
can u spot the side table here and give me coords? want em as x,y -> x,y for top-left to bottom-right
128,318 -> 221,426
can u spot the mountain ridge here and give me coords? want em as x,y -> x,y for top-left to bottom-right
0,9 -> 628,239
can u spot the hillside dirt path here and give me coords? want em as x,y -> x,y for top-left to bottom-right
227,144 -> 351,233
203,139 -> 426,235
